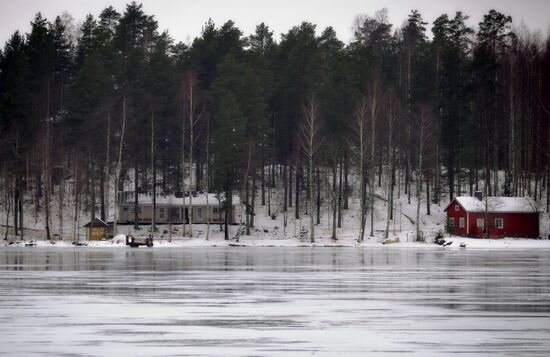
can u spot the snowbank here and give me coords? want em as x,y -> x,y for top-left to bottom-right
2,171 -> 549,250
3,232 -> 549,250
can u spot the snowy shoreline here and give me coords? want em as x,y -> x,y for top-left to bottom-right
3,234 -> 550,250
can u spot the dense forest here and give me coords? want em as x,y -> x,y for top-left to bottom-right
1,2 -> 549,241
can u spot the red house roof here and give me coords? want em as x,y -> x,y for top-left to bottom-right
444,197 -> 538,213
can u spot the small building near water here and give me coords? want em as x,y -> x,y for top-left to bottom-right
444,193 -> 539,238
117,192 -> 241,225
83,218 -> 109,241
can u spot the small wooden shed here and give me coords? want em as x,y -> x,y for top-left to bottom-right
84,218 -> 109,241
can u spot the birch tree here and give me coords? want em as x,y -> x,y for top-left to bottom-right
354,97 -> 368,242
150,108 -> 156,235
368,81 -> 381,238
113,96 -> 126,237
384,93 -> 396,239
415,105 -> 433,241
183,70 -> 206,237
301,94 -> 322,243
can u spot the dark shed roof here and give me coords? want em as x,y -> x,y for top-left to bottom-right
83,218 -> 108,228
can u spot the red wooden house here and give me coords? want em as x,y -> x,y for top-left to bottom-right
444,194 -> 539,238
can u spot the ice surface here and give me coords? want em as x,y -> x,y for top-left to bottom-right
1,247 -> 549,356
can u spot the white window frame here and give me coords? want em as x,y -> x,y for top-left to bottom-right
159,207 -> 165,219
476,218 -> 484,228
459,217 -> 465,228
495,218 -> 503,229
454,205 -> 459,212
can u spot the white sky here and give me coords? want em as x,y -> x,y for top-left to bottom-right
1,0 -> 550,46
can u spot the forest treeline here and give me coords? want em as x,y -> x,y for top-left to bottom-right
1,2 -> 549,241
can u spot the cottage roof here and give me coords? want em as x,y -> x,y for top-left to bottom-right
121,193 -> 240,206
445,196 -> 538,213
83,218 -> 108,227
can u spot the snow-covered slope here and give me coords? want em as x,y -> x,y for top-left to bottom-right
2,178 -> 549,248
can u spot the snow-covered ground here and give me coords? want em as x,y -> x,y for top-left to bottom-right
4,230 -> 550,250
2,170 -> 549,249
3,186 -> 550,249
1,247 -> 549,356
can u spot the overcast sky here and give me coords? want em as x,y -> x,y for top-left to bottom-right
1,0 -> 550,46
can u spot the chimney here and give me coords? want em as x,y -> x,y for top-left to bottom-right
474,191 -> 483,201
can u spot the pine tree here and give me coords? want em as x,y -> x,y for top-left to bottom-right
0,31 -> 32,238
212,91 -> 246,240
432,12 -> 473,201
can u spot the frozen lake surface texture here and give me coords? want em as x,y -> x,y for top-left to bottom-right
1,247 -> 549,356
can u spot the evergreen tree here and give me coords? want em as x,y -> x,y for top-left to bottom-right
212,91 -> 246,240
432,12 -> 473,200
472,10 -> 514,197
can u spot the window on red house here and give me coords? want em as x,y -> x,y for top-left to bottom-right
449,217 -> 455,228
476,218 -> 484,228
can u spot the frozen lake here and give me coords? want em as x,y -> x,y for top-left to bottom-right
1,247 -> 549,356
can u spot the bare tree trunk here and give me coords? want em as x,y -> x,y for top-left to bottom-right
105,110 -> 110,221
369,83 -> 378,238
182,99 -> 186,237
283,163 -> 288,213
302,95 -> 320,243
295,160 -> 300,220
267,176 -> 271,218
133,163 -> 139,230
435,151 -> 442,205
288,161 -> 293,208
344,149 -> 349,209
416,106 -> 432,242
17,174 -> 23,239
42,79 -> 51,240
251,168 -> 256,228
188,101 -> 194,238
416,122 -> 424,242
4,177 -> 12,240
204,115 -> 210,240
385,97 -> 394,239
58,162 -> 64,240
224,192 -> 231,241
484,189 -> 489,239
73,156 -> 79,243
91,162 -> 96,222
337,157 -> 343,228
113,96 -> 126,237
426,175 -> 431,215
244,144 -> 252,235
316,167 -> 321,225
261,150 -> 266,206
100,163 -> 105,222
407,46 -> 412,206
151,109 -> 156,236
44,155 -> 51,239
356,98 -> 367,243
184,75 -> 206,238
44,92 -> 51,240
331,158 -> 337,241
14,177 -> 19,237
